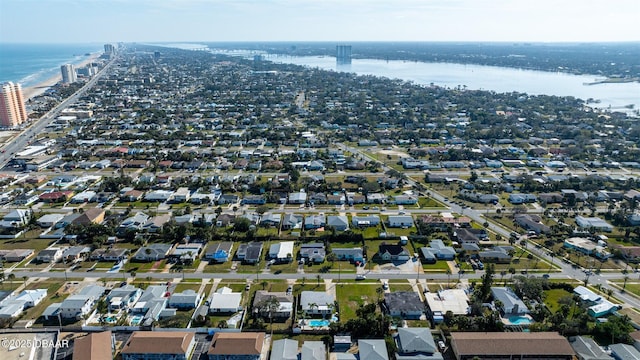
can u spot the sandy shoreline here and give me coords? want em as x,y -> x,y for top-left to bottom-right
22,52 -> 102,101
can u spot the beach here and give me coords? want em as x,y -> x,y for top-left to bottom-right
22,52 -> 102,100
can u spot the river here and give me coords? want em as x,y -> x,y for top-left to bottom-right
263,54 -> 639,116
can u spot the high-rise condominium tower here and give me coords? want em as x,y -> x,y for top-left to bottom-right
336,45 -> 352,65
61,64 -> 77,84
0,82 -> 28,127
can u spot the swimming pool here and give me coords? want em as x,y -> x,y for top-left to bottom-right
130,315 -> 144,326
104,316 -> 117,323
508,316 -> 532,325
308,319 -> 330,327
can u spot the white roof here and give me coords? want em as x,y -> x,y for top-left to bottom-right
270,241 -> 294,259
424,289 -> 469,315
210,292 -> 242,310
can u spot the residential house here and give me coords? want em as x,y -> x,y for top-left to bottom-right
454,228 -> 487,244
36,247 -> 63,263
168,243 -> 203,265
72,208 -> 105,226
62,246 -> 91,263
144,190 -> 174,202
395,327 -> 443,360
0,249 -> 34,262
121,189 -> 144,202
384,292 -> 424,319
394,195 -> 418,205
327,215 -> 349,231
479,247 -> 513,264
216,213 -> 236,227
378,243 -> 411,262
269,241 -> 295,263
140,214 -> 171,234
117,212 -> 149,235
0,289 -> 47,319
37,213 -> 64,228
289,191 -> 307,204
352,215 -> 381,228
300,243 -> 326,263
39,191 -> 74,203
514,214 -> 551,234
169,290 -> 203,310
205,242 -> 234,263
72,331 -> 114,360
253,290 -> 294,321
131,285 -> 169,326
574,286 -> 620,317
300,291 -> 336,316
133,243 -> 172,262
282,214 -> 304,230
388,215 -> 414,228
90,248 -> 128,262
327,194 -> 346,205
332,248 -> 364,263
121,331 -> 196,360
491,287 -> 529,316
242,195 -> 266,205
359,339 -> 389,360
236,242 -> 263,264
575,216 -> 614,232
367,193 -> 387,204
610,344 -> 640,360
0,209 -> 31,228
208,332 -> 265,360
508,194 -> 538,204
569,336 -> 613,360
107,285 -> 142,312
270,339 -> 298,360
301,341 -> 326,360
55,285 -> 105,320
14,193 -> 39,206
305,214 -> 326,230
420,239 -> 456,263
449,332 -> 575,360
260,213 -> 282,227
217,194 -> 239,205
71,191 -> 97,203
171,187 -> 191,203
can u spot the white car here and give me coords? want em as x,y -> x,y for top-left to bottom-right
356,274 -> 366,280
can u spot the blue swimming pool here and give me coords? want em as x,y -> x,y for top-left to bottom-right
104,316 -> 117,323
130,315 -> 144,326
508,316 -> 532,325
308,319 -> 330,327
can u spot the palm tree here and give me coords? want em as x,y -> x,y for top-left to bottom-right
316,274 -> 322,286
7,273 -> 15,286
446,269 -> 451,288
22,276 -> 27,288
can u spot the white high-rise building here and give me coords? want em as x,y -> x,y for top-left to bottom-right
0,82 -> 28,128
61,64 -> 77,84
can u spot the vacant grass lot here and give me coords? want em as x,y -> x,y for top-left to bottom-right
336,283 -> 380,321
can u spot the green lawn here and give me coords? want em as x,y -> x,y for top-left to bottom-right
336,283 -> 380,321
543,288 -> 573,313
423,261 -> 452,272
0,236 -> 53,252
173,283 -> 201,293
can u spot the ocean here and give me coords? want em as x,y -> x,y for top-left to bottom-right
0,43 -> 103,88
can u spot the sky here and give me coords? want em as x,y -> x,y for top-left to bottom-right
1,0 -> 639,43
